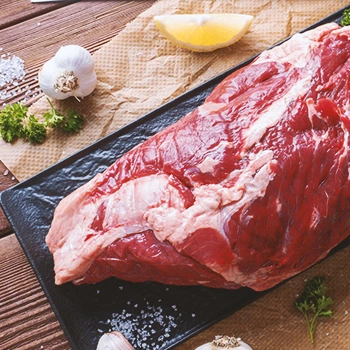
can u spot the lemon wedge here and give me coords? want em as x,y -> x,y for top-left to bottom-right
154,14 -> 254,52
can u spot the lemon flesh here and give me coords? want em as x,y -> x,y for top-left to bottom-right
154,14 -> 254,52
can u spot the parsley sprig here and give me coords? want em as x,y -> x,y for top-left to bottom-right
0,102 -> 29,142
44,98 -> 84,133
0,99 -> 84,144
294,276 -> 334,343
22,114 -> 47,144
340,8 -> 350,26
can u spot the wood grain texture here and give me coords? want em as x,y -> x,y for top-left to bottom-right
0,0 -> 76,30
1,2 -> 349,349
0,0 -> 156,107
0,2 -> 159,347
0,234 -> 70,350
0,2 -> 157,347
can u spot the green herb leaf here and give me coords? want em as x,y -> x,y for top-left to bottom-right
317,295 -> 334,312
43,98 -> 64,128
22,114 -> 47,144
0,99 -> 84,144
0,102 -> 27,142
318,309 -> 333,317
305,276 -> 326,297
295,276 -> 334,343
341,8 -> 350,26
44,98 -> 84,133
58,109 -> 84,133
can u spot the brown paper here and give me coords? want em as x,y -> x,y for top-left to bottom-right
1,0 -> 349,181
1,1 -> 349,349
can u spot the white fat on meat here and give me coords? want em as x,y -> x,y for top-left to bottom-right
103,174 -> 185,230
49,174 -> 186,284
50,148 -> 275,285
254,23 -> 339,68
196,141 -> 234,174
306,98 -> 350,179
310,207 -> 322,230
241,23 -> 338,153
242,75 -> 312,152
197,102 -> 227,115
145,149 -> 276,278
197,156 -> 220,173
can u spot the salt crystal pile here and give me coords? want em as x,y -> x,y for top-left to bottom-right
0,49 -> 26,101
105,304 -> 180,349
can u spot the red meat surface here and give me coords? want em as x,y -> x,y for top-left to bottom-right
46,23 -> 350,291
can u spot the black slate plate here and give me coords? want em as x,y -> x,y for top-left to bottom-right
1,7 -> 350,350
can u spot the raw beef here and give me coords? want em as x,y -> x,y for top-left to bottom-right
46,23 -> 350,291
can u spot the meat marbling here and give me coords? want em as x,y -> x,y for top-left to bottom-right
46,23 -> 350,291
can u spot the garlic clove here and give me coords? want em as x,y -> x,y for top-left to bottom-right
195,335 -> 253,350
96,331 -> 135,350
78,69 -> 97,97
39,44 -> 97,100
55,45 -> 95,74
195,342 -> 215,350
39,59 -> 68,100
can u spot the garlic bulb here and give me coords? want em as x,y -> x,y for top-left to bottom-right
39,45 -> 97,100
96,331 -> 135,350
195,335 -> 253,350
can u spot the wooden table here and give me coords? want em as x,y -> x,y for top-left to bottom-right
1,2 -> 350,350
0,1 -> 157,349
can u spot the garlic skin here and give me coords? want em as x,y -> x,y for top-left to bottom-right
96,331 -> 135,350
195,335 -> 253,350
195,343 -> 217,350
39,45 -> 97,100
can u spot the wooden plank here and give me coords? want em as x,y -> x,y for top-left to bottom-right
0,234 -> 69,350
0,0 -> 156,107
0,0 -> 76,31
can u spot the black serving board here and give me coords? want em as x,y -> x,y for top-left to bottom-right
1,6 -> 350,350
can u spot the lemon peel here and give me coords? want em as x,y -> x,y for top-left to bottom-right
154,13 -> 254,52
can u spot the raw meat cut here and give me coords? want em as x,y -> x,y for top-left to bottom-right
46,23 -> 350,291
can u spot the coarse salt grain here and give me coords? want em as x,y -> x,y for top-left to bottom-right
0,49 -> 43,104
0,51 -> 26,100
107,304 -> 179,349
